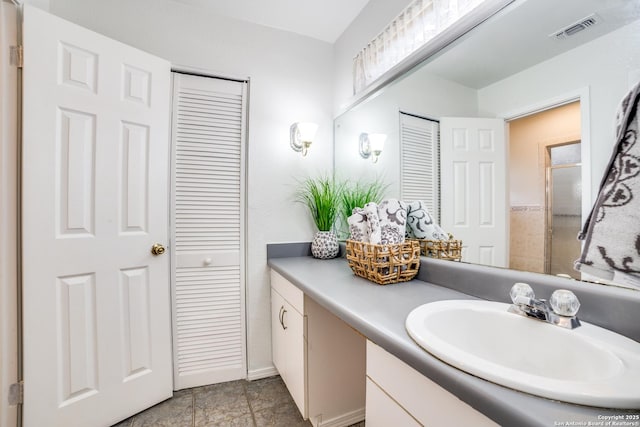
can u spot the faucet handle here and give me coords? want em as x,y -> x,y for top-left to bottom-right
510,282 -> 535,304
550,289 -> 580,317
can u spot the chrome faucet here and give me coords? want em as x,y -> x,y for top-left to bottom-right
508,283 -> 581,329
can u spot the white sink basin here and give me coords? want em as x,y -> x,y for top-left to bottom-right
405,300 -> 640,409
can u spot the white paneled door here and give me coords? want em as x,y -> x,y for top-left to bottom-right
22,6 -> 173,426
440,117 -> 508,267
171,73 -> 247,389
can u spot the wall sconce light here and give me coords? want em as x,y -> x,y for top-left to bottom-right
290,122 -> 318,157
359,133 -> 386,163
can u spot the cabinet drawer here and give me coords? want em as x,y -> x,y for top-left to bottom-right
366,378 -> 420,427
271,270 -> 304,313
366,340 -> 497,426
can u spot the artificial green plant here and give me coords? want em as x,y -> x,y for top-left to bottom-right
338,177 -> 388,238
296,175 -> 344,232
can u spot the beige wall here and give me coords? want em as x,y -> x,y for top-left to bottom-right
508,102 -> 581,273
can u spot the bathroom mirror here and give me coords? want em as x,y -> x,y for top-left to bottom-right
334,0 -> 640,286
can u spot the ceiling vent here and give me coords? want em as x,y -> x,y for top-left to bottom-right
550,13 -> 601,40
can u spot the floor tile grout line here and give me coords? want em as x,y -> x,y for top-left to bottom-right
113,376 -> 328,427
191,388 -> 196,427
243,380 -> 259,427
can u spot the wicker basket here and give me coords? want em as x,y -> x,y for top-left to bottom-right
414,238 -> 462,261
345,240 -> 420,285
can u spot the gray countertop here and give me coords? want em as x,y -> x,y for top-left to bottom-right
268,255 -> 639,427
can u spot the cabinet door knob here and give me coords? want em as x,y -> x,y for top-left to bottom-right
279,305 -> 284,328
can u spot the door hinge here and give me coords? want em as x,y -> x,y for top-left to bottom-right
10,45 -> 23,68
8,381 -> 23,405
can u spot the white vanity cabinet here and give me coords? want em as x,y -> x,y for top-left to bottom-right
366,340 -> 498,427
270,273 -> 306,416
270,270 -> 366,427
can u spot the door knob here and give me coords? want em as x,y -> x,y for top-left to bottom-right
151,243 -> 166,256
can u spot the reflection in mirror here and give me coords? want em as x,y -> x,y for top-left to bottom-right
334,0 -> 640,288
508,102 -> 581,278
548,145 -> 582,279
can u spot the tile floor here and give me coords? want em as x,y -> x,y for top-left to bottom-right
112,375 -> 366,427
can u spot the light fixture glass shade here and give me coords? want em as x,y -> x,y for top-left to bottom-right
290,122 -> 318,156
359,132 -> 387,163
296,122 -> 318,142
368,133 -> 387,152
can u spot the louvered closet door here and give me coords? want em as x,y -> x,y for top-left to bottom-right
171,73 -> 247,389
400,113 -> 440,223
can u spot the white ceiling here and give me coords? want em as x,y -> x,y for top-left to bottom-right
165,0 -> 640,88
168,0 -> 371,43
425,0 -> 640,89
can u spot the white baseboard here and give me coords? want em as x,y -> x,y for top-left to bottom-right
247,365 -> 278,381
313,408 -> 366,427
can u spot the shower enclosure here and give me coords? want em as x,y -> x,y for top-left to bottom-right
546,142 -> 582,279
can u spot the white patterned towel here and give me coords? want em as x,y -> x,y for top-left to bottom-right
575,80 -> 640,286
405,200 -> 449,240
377,199 -> 407,244
347,208 -> 368,242
363,202 -> 382,244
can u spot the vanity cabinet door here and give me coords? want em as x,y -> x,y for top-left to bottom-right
281,300 -> 306,416
270,286 -> 307,418
271,288 -> 286,376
